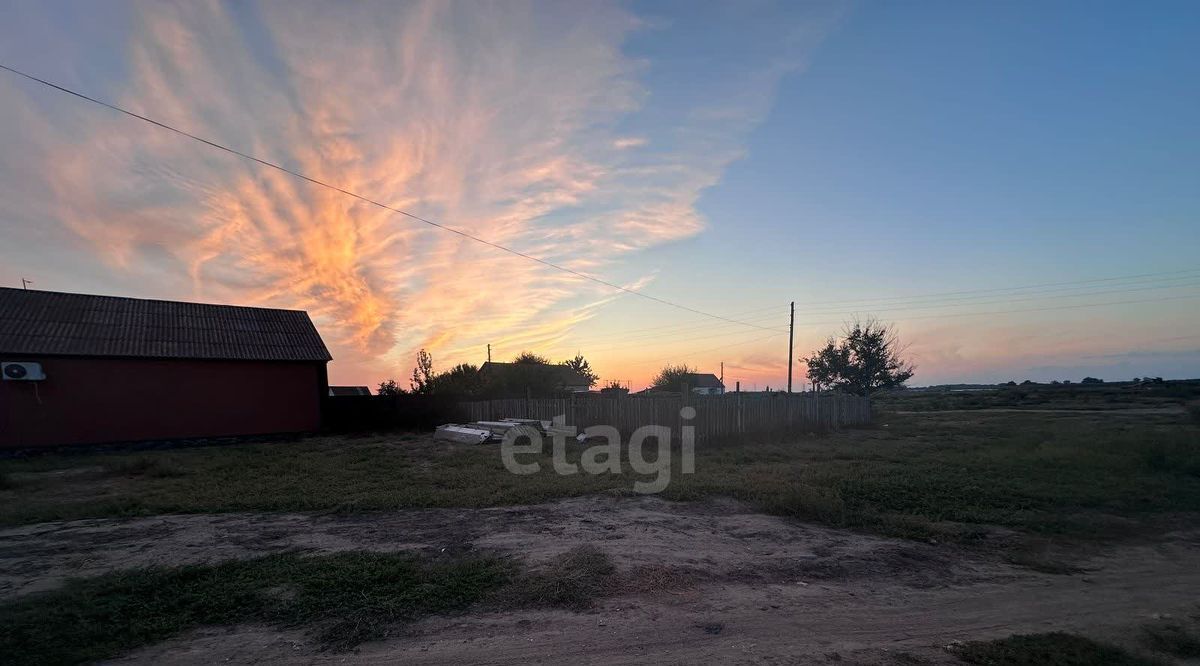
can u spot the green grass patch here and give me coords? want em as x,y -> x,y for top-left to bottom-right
0,551 -> 513,664
952,632 -> 1158,665
2,409 -> 1198,552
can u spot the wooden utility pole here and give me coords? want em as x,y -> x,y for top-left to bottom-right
787,301 -> 795,393
487,344 -> 491,362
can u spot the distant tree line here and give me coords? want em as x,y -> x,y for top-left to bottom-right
376,349 -> 599,399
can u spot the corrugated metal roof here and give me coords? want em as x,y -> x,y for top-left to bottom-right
0,288 -> 332,362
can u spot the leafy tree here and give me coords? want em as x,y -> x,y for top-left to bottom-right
651,363 -> 696,393
464,352 -> 561,397
430,363 -> 483,396
561,352 -> 599,387
512,351 -> 551,365
1081,377 -> 1104,384
604,379 -> 625,390
377,379 -> 404,397
803,319 -> 915,396
410,349 -> 434,394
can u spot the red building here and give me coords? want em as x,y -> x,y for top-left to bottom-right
0,288 -> 331,448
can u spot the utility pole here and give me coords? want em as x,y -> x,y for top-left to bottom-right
787,301 -> 795,393
720,361 -> 724,387
487,344 -> 491,363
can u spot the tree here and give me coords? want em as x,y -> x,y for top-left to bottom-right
377,379 -> 404,396
513,351 -> 551,365
1081,377 -> 1103,384
430,363 -> 483,396
651,363 -> 696,393
803,319 -> 914,396
410,349 -> 434,394
561,352 -> 599,387
477,351 -> 561,397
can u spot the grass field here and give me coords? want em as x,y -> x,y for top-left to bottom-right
0,546 -> 616,665
3,395 -> 1199,551
2,385 -> 1198,663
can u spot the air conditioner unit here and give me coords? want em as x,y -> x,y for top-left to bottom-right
2,362 -> 46,381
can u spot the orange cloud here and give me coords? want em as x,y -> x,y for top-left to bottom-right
0,0 -> 827,386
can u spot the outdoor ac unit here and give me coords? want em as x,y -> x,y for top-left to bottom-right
2,362 -> 46,381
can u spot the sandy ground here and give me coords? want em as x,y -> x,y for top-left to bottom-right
2,495 -> 1197,664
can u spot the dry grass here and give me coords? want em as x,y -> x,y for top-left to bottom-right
498,546 -> 616,610
1,403 -> 1198,557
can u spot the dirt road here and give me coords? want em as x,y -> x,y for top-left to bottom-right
2,495 -> 1195,664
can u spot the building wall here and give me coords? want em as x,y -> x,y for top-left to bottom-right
0,357 -> 325,448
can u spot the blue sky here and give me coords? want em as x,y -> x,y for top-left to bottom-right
0,1 -> 1197,387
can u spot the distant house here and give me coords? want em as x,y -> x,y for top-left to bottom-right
633,373 -> 725,396
683,373 -> 725,395
479,361 -> 592,394
328,386 -> 371,396
0,288 -> 331,448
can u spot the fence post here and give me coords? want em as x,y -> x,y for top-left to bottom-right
729,391 -> 739,436
815,385 -> 820,428
680,383 -> 690,442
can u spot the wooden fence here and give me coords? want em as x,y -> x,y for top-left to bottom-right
457,392 -> 871,441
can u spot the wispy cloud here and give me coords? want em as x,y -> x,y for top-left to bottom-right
0,0 -> 834,383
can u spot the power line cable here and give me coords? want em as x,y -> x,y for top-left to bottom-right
0,63 -> 780,333
581,322 -> 790,354
793,268 -> 1200,308
623,332 -> 786,370
562,313 -> 789,347
790,279 -> 1200,318
793,292 -> 1200,329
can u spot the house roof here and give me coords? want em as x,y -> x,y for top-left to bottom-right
684,373 -> 724,389
0,288 -> 332,362
480,361 -> 591,387
329,386 -> 371,396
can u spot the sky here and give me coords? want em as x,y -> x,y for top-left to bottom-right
0,0 -> 1197,390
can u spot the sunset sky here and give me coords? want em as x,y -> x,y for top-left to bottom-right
1,0 -> 1197,390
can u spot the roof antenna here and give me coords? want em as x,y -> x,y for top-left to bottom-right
20,278 -> 32,290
